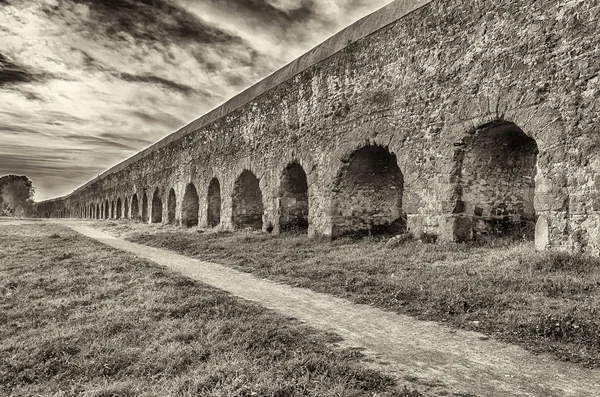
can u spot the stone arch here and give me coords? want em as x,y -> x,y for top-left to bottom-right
232,170 -> 263,230
331,144 -> 405,237
131,194 -> 140,220
116,198 -> 122,219
104,200 -> 110,220
167,188 -> 176,224
182,183 -> 199,227
459,120 -> 539,239
142,192 -> 148,222
207,178 -> 221,228
151,188 -> 163,223
279,162 -> 309,233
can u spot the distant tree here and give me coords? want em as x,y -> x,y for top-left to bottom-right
0,175 -> 35,217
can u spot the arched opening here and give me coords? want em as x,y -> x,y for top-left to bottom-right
124,197 -> 129,219
207,178 -> 221,228
131,194 -> 139,220
232,170 -> 263,230
116,198 -> 122,219
142,192 -> 148,223
167,188 -> 176,224
182,183 -> 199,227
460,121 -> 538,239
279,162 -> 309,233
104,200 -> 110,220
331,145 -> 405,237
151,189 -> 162,223
96,203 -> 100,219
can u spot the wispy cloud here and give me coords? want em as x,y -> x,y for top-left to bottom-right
117,72 -> 195,95
0,52 -> 34,86
0,0 -> 392,200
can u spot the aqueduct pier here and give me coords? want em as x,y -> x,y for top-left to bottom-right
36,0 -> 600,254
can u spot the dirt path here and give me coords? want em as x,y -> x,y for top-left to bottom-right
61,223 -> 599,396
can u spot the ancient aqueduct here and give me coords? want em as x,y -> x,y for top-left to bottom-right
35,0 -> 600,254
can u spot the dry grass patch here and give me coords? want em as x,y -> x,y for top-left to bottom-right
0,224 -> 426,396
96,221 -> 600,368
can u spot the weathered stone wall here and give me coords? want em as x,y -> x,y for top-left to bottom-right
460,122 -> 539,238
35,0 -> 600,255
331,145 -> 404,237
279,163 -> 309,232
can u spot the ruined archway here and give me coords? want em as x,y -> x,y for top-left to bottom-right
104,200 -> 110,220
279,162 -> 309,233
232,170 -> 263,230
167,188 -> 176,224
181,183 -> 199,227
207,178 -> 221,228
142,192 -> 148,222
460,121 -> 539,239
131,194 -> 139,220
331,145 -> 405,237
116,198 -> 122,219
151,189 -> 162,223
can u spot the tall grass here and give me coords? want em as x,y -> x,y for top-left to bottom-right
0,225 -> 423,396
116,226 -> 600,368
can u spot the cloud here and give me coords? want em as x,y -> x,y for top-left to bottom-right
61,0 -> 243,45
118,72 -> 195,95
208,0 -> 317,25
0,52 -> 55,88
0,52 -> 34,86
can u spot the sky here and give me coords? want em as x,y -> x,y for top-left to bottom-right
0,0 -> 392,201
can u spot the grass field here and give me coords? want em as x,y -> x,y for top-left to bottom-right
0,224 -> 426,397
96,221 -> 600,368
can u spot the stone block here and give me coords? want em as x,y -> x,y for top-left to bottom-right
535,193 -> 568,212
439,215 -> 472,242
535,215 -> 550,251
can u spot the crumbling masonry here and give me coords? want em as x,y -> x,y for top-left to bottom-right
35,0 -> 600,255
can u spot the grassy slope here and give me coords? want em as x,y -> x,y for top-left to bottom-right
0,225 -> 424,397
105,222 -> 600,368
